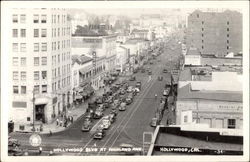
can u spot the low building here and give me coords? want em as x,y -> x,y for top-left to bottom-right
176,71 -> 243,134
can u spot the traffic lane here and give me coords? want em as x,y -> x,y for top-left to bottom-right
108,77 -> 166,149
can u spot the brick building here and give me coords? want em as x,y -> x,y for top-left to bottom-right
186,10 -> 242,57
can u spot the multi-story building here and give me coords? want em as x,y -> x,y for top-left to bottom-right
116,45 -> 129,73
71,35 -> 115,89
186,10 -> 242,57
9,8 -> 71,131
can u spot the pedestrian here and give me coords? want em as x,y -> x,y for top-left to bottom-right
60,120 -> 63,127
39,147 -> 42,155
56,118 -> 59,126
49,130 -> 52,136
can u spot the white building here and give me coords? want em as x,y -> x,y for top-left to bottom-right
116,45 -> 129,72
8,8 -> 72,131
71,35 -> 117,72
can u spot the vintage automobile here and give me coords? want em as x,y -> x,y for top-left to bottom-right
102,118 -> 111,130
150,117 -> 161,127
135,81 -> 142,90
127,86 -> 133,93
163,89 -> 170,96
163,69 -> 168,73
81,120 -> 92,132
93,110 -> 104,119
125,97 -> 133,105
148,70 -> 152,75
93,128 -> 106,139
118,102 -> 127,111
158,76 -> 163,81
8,136 -> 20,147
129,75 -> 136,81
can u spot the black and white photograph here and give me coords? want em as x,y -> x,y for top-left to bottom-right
1,1 -> 249,162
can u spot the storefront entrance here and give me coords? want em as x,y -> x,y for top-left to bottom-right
35,104 -> 46,123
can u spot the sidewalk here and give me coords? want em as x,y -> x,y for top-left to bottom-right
14,88 -> 106,135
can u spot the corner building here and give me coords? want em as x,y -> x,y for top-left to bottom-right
9,8 -> 72,130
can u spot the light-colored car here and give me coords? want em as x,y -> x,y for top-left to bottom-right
150,117 -> 160,127
127,86 -> 133,93
119,102 -> 127,111
102,118 -> 111,130
163,89 -> 170,96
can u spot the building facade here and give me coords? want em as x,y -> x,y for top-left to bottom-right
186,10 -> 242,57
116,45 -> 129,72
9,8 -> 72,130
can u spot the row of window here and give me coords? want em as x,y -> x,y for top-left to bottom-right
201,21 -> 230,25
13,85 -> 27,94
12,43 -> 26,52
51,40 -> 70,51
13,71 -> 47,81
51,52 -> 71,66
13,85 -> 48,94
12,14 -> 47,24
52,27 -> 70,37
52,64 -> 71,78
52,76 -> 71,92
51,14 -> 68,24
12,57 -> 47,66
200,28 -> 230,32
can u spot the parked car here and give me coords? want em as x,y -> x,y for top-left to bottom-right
118,102 -> 127,111
148,70 -> 152,75
141,69 -> 145,73
120,88 -> 126,95
135,81 -> 142,90
93,110 -> 104,119
127,86 -> 133,93
110,108 -> 118,116
8,136 -> 20,147
108,113 -> 116,123
81,120 -> 92,132
96,97 -> 103,104
163,89 -> 170,96
126,97 -> 133,105
163,69 -> 168,73
150,117 -> 160,127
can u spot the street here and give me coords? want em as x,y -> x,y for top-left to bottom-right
10,39 -> 182,156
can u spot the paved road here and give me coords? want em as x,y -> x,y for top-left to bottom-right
10,38 -> 182,156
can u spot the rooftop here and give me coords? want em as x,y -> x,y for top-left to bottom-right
177,83 -> 242,102
72,55 -> 92,65
125,38 -> 149,44
186,47 -> 201,56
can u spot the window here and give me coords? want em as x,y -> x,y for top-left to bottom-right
13,71 -> 18,81
227,40 -> 229,44
34,71 -> 39,80
13,57 -> 18,66
13,14 -> 18,23
55,28 -> 57,37
41,29 -> 47,37
202,46 -> 204,49
21,72 -> 26,81
58,67 -> 60,76
21,57 -> 26,66
58,54 -> 60,63
42,85 -> 47,93
34,29 -> 39,37
20,14 -> 26,23
227,34 -> 229,37
41,57 -> 47,65
202,21 -> 204,25
58,15 -> 60,23
202,40 -> 204,43
202,28 -> 204,31
21,29 -> 26,37
201,34 -> 204,37
58,41 -> 60,50
13,86 -> 18,94
34,57 -> 39,66
197,14 -> 199,18
33,14 -> 39,23
227,21 -> 229,25
27,117 -> 30,121
58,80 -> 60,89
41,43 -> 47,51
21,86 -> 26,94
184,115 -> 188,123
41,15 -> 47,23
34,43 -> 39,52
227,28 -> 229,31
42,71 -> 47,80
13,29 -> 18,37
13,43 -> 18,52
34,85 -> 39,94
228,119 -> 236,129
20,43 -> 26,52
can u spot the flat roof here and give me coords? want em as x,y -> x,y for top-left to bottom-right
177,83 -> 242,102
72,55 -> 93,65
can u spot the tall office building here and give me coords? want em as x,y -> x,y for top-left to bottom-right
186,10 -> 242,57
9,8 -> 72,131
